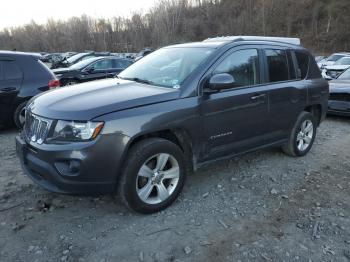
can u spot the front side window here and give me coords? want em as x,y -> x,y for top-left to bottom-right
265,49 -> 290,83
213,49 -> 260,87
119,47 -> 213,88
3,61 -> 22,80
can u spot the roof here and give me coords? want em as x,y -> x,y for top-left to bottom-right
203,36 -> 301,45
0,50 -> 42,58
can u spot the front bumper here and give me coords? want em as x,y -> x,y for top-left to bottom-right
15,132 -> 129,195
328,100 -> 350,116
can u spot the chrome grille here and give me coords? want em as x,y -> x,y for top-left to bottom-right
24,112 -> 52,144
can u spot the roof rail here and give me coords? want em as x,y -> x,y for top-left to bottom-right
203,36 -> 301,45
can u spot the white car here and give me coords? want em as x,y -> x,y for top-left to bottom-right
322,56 -> 350,79
318,52 -> 350,69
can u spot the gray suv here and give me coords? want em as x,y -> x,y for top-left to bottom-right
16,36 -> 329,214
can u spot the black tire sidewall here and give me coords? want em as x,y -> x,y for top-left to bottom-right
292,112 -> 316,157
121,139 -> 186,214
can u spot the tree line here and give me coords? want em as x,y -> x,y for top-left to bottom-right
0,0 -> 349,54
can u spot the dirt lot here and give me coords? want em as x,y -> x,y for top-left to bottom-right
0,117 -> 350,262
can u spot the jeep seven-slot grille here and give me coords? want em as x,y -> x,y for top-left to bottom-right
24,112 -> 52,144
329,93 -> 350,102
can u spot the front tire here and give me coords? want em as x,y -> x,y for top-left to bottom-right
282,111 -> 317,157
118,138 -> 187,214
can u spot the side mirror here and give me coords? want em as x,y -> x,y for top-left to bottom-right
208,73 -> 235,91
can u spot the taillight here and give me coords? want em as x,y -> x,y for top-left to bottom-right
48,79 -> 60,89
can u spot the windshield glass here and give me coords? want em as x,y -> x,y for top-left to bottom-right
334,57 -> 350,65
327,54 -> 343,62
66,53 -> 88,64
337,68 -> 350,79
69,58 -> 97,70
119,47 -> 213,88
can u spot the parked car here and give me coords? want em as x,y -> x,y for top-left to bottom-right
322,56 -> 350,79
134,48 -> 154,61
0,51 -> 59,128
16,36 -> 328,214
52,57 -> 133,86
52,52 -> 112,69
328,67 -> 350,116
318,52 -> 350,69
315,56 -> 326,63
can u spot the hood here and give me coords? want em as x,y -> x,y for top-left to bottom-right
329,79 -> 350,93
27,79 -> 180,120
52,67 -> 74,74
325,65 -> 350,71
319,61 -> 335,67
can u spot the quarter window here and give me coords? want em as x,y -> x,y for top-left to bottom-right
213,49 -> 260,88
3,61 -> 22,80
295,51 -> 309,79
265,49 -> 290,82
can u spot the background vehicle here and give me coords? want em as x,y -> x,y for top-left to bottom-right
318,52 -> 350,69
17,36 -> 328,214
0,51 -> 59,128
328,67 -> 350,116
134,48 -> 154,61
52,52 -> 113,69
53,57 -> 133,86
315,55 -> 326,62
322,56 -> 350,79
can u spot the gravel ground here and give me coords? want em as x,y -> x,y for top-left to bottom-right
0,117 -> 350,262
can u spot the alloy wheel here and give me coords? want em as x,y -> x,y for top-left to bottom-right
136,153 -> 180,205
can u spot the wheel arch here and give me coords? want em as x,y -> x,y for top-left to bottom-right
124,128 -> 194,172
304,104 -> 322,126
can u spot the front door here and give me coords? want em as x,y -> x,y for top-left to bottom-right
200,48 -> 269,160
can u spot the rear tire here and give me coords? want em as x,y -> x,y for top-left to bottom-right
13,101 -> 28,129
118,138 -> 187,214
282,111 -> 316,157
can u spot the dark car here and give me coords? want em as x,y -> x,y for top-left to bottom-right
328,67 -> 350,116
52,57 -> 133,86
52,52 -> 112,69
0,51 -> 59,128
16,36 -> 328,214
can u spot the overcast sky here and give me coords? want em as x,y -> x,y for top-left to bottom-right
0,0 -> 158,29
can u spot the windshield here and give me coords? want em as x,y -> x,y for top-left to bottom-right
337,67 -> 350,79
334,57 -> 350,65
119,47 -> 213,88
69,58 -> 97,70
327,54 -> 344,62
66,53 -> 88,64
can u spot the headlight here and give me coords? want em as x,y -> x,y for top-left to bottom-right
50,120 -> 104,142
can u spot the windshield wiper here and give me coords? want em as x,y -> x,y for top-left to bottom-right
119,77 -> 154,85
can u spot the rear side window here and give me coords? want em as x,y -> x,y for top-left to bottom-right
3,61 -> 22,80
295,51 -> 309,79
213,49 -> 260,88
265,49 -> 290,82
115,59 -> 132,68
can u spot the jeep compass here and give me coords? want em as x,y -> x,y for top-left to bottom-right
16,36 -> 329,214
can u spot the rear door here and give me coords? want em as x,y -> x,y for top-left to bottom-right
261,47 -> 307,141
200,46 -> 270,160
0,59 -> 23,119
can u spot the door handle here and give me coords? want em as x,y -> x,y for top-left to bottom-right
251,94 -> 266,100
0,87 -> 16,92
